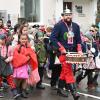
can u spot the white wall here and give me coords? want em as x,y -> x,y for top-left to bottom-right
0,0 -> 20,26
55,0 -> 97,32
40,0 -> 56,25
72,0 -> 97,32
72,0 -> 92,32
55,0 -> 63,22
0,0 -> 97,30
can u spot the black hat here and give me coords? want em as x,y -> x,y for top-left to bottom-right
0,34 -> 6,40
32,24 -> 40,28
7,20 -> 11,23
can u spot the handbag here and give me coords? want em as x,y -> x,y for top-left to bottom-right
83,54 -> 96,69
0,57 -> 13,76
26,68 -> 40,85
0,46 -> 13,77
13,64 -> 29,79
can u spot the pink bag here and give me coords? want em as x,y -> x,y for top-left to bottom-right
26,68 -> 40,85
13,65 -> 29,79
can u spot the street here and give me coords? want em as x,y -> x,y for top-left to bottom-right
0,0 -> 100,100
0,75 -> 100,100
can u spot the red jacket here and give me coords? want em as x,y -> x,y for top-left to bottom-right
12,44 -> 38,70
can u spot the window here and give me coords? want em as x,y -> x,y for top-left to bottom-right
20,0 -> 40,22
63,2 -> 72,11
0,10 -> 7,23
75,5 -> 83,14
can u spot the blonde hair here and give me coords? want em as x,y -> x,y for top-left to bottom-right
46,27 -> 53,32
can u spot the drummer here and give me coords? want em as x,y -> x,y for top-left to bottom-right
50,9 -> 82,100
76,31 -> 98,89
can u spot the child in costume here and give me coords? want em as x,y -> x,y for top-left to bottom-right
34,31 -> 47,89
76,32 -> 98,89
0,34 -> 20,99
12,34 -> 38,98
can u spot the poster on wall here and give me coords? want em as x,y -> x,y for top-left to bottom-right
75,5 -> 85,17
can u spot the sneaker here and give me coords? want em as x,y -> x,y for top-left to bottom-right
57,89 -> 68,97
0,88 -> 4,98
87,84 -> 96,90
0,87 -> 4,91
21,90 -> 28,98
0,93 -> 4,98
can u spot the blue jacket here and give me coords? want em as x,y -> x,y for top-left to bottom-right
50,21 -> 82,52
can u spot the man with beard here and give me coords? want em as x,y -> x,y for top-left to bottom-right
50,9 -> 82,100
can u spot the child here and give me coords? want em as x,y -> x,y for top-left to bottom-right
76,32 -> 98,89
34,31 -> 47,89
12,34 -> 38,98
0,34 -> 20,99
44,27 -> 53,79
12,24 -> 20,48
19,24 -> 35,50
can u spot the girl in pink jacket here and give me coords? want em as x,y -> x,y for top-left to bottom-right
0,34 -> 20,100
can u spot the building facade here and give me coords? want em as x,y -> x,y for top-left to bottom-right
0,0 -> 20,26
43,0 -> 98,32
0,0 -> 98,32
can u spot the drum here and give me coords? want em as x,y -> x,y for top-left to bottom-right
66,52 -> 87,64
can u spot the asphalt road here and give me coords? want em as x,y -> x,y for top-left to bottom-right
0,75 -> 100,100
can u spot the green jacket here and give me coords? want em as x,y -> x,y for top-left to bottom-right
35,40 -> 47,64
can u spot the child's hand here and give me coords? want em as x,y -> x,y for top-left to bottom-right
78,51 -> 83,55
27,56 -> 30,61
88,50 -> 91,54
26,53 -> 30,57
5,59 -> 9,63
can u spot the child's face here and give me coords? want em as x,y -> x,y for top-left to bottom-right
19,35 -> 28,45
0,20 -> 3,27
46,32 -> 51,36
83,36 -> 89,42
22,27 -> 28,34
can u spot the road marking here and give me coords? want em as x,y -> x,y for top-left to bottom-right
78,92 -> 100,100
43,83 -> 51,86
43,83 -> 100,100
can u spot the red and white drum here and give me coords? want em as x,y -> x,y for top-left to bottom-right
66,52 -> 87,64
